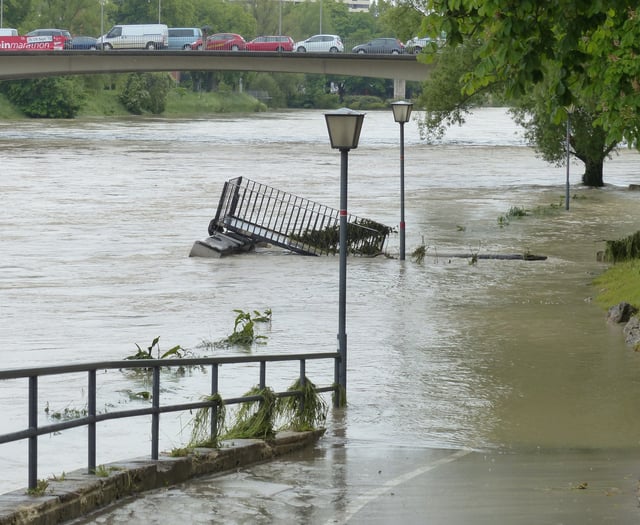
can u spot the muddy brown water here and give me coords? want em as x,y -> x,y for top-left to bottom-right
1,108 -> 640,496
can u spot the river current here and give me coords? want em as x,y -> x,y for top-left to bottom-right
1,108 -> 640,494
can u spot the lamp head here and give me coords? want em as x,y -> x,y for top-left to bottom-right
325,108 -> 365,150
391,100 -> 413,124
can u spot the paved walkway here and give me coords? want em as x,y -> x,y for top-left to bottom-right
69,432 -> 640,524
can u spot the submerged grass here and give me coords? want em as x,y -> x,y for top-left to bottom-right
593,259 -> 640,309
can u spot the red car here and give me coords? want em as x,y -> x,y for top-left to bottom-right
189,33 -> 246,51
245,35 -> 294,52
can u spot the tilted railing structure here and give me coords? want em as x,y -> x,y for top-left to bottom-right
208,177 -> 391,256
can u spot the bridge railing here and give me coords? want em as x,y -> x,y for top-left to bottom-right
209,177 -> 390,256
0,352 -> 339,491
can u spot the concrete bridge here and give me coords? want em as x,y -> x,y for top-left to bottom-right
0,50 -> 433,98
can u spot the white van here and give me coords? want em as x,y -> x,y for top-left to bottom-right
0,28 -> 18,37
97,24 -> 168,50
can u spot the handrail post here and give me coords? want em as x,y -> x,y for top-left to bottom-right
211,363 -> 219,442
151,366 -> 160,460
28,376 -> 38,490
259,361 -> 266,390
299,359 -> 306,416
88,369 -> 96,473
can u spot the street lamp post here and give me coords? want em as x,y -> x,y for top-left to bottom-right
324,108 -> 365,407
100,0 -> 105,41
391,101 -> 413,260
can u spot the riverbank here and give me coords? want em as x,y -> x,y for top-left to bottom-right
0,88 -> 268,119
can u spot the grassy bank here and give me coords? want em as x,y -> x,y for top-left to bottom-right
78,87 -> 267,118
2,87 -> 267,119
593,260 -> 640,309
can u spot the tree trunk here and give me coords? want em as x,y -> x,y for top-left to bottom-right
582,157 -> 604,187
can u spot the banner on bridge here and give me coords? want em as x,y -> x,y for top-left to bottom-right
0,36 -> 66,51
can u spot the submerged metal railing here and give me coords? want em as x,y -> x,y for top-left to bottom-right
209,177 -> 391,256
0,353 -> 339,491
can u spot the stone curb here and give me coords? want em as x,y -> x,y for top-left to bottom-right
0,429 -> 325,525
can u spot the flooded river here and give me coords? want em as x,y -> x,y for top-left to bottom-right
1,108 -> 640,496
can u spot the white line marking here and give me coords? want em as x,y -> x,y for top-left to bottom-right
326,448 -> 472,525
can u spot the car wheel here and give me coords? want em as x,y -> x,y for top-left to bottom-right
357,49 -> 366,54
146,42 -> 156,50
297,46 -> 306,52
329,47 -> 338,53
231,45 -> 240,51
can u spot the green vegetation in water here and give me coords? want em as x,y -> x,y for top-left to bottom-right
187,394 -> 226,449
215,309 -> 272,349
278,378 -> 328,432
497,206 -> 528,227
603,231 -> 640,263
593,259 -> 640,310
223,386 -> 278,441
126,336 -> 185,360
26,479 -> 49,496
411,236 -> 432,264
44,403 -> 87,421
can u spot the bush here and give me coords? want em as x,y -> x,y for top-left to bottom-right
0,77 -> 84,118
119,73 -> 174,115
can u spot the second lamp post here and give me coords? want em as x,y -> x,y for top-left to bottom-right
391,101 -> 413,260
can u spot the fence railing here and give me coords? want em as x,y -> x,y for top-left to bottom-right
0,352 -> 339,491
209,177 -> 390,256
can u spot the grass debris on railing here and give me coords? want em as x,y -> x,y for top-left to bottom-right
277,377 -> 328,431
187,393 -> 226,449
289,218 -> 393,256
223,386 -> 278,441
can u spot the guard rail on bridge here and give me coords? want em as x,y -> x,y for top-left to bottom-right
209,177 -> 391,256
0,353 -> 338,491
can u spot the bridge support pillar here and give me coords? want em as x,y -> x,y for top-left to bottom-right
393,78 -> 406,100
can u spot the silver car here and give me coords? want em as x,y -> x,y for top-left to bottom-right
294,34 -> 343,53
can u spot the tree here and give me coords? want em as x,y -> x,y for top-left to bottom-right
423,1 -> 640,145
415,41 -> 616,187
0,77 -> 85,118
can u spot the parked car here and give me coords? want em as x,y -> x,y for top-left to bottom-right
167,27 -> 202,50
404,36 -> 444,54
189,33 -> 246,51
26,28 -> 73,49
70,36 -> 98,50
245,35 -> 294,52
351,37 -> 404,54
294,34 -> 343,53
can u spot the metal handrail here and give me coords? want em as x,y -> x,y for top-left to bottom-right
0,352 -> 339,490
